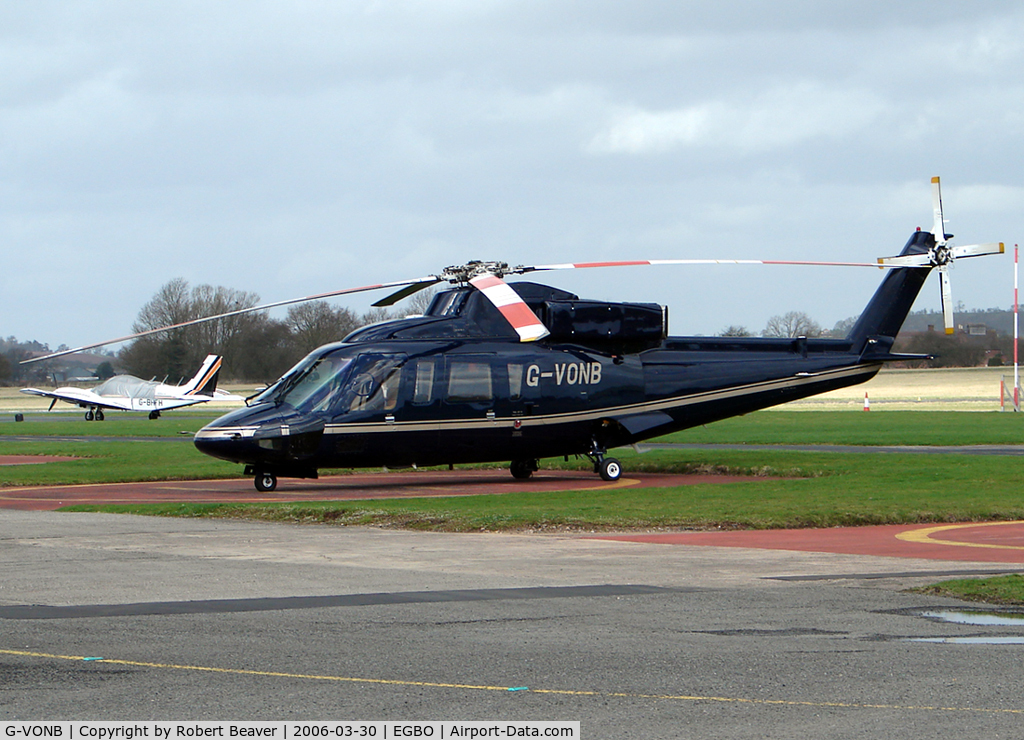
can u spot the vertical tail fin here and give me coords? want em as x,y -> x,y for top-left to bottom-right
846,230 -> 934,355
182,355 -> 223,396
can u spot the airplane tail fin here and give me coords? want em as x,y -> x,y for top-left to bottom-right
845,230 -> 934,356
182,355 -> 223,396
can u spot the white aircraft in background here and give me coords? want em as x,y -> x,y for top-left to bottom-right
21,354 -> 243,420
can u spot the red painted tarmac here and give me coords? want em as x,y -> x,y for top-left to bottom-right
0,455 -> 79,466
2,464 -> 1022,564
589,522 -> 1024,564
0,470 -> 743,511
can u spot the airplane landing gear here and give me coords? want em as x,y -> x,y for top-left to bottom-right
148,410 -> 161,420
587,439 -> 622,481
254,471 -> 278,492
509,459 -> 538,480
95,409 -> 104,421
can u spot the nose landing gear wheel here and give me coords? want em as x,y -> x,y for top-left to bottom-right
598,458 -> 622,482
254,472 -> 278,492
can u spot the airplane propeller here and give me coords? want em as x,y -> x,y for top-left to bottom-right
21,177 -> 1002,365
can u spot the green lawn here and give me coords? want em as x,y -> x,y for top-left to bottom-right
913,574 -> 1024,606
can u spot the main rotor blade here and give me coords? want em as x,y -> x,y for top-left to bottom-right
372,279 -> 443,307
525,258 -> 894,272
469,273 -> 550,342
939,267 -> 955,335
932,176 -> 947,244
20,275 -> 441,364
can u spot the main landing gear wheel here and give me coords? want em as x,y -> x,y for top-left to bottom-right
148,410 -> 161,420
84,410 -> 94,421
509,459 -> 538,480
598,458 -> 622,482
94,409 -> 104,421
254,472 -> 278,492
587,437 -> 623,481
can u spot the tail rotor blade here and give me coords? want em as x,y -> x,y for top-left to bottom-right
939,267 -> 955,335
950,242 -> 1005,260
932,176 -> 947,244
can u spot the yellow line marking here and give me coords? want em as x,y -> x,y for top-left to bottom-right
3,648 -> 1021,715
896,521 -> 1024,551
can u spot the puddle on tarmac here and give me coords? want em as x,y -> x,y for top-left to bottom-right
911,636 -> 1024,644
920,609 -> 1024,626
910,609 -> 1024,644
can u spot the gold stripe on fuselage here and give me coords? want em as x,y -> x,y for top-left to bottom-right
321,363 -> 879,435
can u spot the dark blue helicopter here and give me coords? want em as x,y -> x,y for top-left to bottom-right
187,178 -> 1001,491
24,178 -> 1003,492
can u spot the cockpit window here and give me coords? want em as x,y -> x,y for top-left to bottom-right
251,350 -> 407,416
277,355 -> 355,414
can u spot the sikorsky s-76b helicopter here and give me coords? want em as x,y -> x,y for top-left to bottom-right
25,178 -> 1003,491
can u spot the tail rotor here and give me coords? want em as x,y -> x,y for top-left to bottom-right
878,176 -> 1003,334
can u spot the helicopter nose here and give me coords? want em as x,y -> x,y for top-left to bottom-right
194,422 -> 262,463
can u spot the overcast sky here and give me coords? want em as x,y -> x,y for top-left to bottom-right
3,1 -> 1023,351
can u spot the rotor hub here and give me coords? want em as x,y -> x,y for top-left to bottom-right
930,244 -> 954,267
440,260 -> 528,284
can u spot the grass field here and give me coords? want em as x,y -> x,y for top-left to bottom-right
2,367 -> 1020,412
2,408 -> 1020,530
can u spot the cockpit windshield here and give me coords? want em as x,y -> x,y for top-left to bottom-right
248,348 -> 355,413
249,348 -> 407,417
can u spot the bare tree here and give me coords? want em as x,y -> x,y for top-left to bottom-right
831,315 -> 860,338
718,325 -> 753,337
762,311 -> 822,338
121,278 -> 272,381
287,301 -> 360,355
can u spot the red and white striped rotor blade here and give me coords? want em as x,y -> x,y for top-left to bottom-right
469,273 -> 550,342
21,275 -> 442,364
526,258 -> 893,272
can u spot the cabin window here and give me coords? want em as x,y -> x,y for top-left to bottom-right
413,360 -> 435,404
348,355 -> 405,413
447,361 -> 493,402
507,363 -> 523,400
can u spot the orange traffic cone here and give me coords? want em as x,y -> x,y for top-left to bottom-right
863,392 -> 870,411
